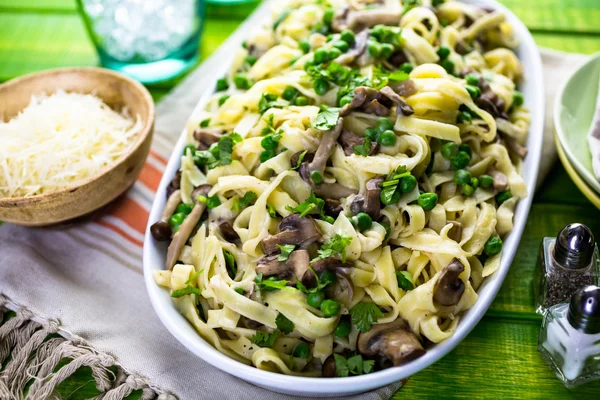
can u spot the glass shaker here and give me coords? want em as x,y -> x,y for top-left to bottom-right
534,223 -> 600,314
538,285 -> 600,387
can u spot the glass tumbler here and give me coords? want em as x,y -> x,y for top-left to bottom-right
77,0 -> 205,83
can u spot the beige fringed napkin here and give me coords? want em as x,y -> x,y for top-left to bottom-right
0,10 -> 589,396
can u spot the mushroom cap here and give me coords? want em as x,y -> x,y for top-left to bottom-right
357,319 -> 425,367
433,258 -> 466,306
322,354 -> 337,378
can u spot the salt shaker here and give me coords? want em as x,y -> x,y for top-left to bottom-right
534,223 -> 600,314
538,285 -> 600,387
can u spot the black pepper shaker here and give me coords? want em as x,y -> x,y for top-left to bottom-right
534,223 -> 600,314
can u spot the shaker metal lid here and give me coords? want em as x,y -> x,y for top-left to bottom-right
553,223 -> 595,269
568,285 -> 600,334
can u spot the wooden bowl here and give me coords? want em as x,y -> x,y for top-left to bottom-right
0,67 -> 155,226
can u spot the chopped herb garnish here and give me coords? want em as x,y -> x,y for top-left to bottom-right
234,287 -> 246,295
196,132 -> 242,170
350,302 -> 384,332
276,244 -> 296,262
255,273 -> 290,292
286,192 -> 324,218
314,234 -> 352,263
395,270 -> 414,291
171,285 -> 202,298
233,191 -> 258,212
296,266 -> 335,294
312,105 -> 340,131
389,70 -> 409,82
273,9 -> 291,30
292,150 -> 308,170
267,204 -> 278,218
258,93 -> 285,114
223,250 -> 237,279
275,313 -> 295,334
185,269 -> 204,285
353,137 -> 372,156
334,354 -> 375,377
206,195 -> 221,209
200,118 -> 210,128
251,331 -> 278,348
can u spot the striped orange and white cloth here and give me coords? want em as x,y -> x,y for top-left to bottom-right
0,2 -> 587,393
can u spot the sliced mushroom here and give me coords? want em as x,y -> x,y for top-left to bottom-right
340,87 -> 391,117
219,221 -> 240,242
165,185 -> 212,269
486,167 -> 508,192
502,134 -> 528,158
345,10 -> 402,32
380,86 -> 414,116
290,151 -> 314,169
261,214 -> 321,255
357,319 -> 425,367
338,130 -> 379,156
256,254 -> 288,277
193,128 -> 222,150
256,249 -> 310,285
333,29 -> 369,65
324,198 -> 343,218
325,268 -> 354,308
433,258 -> 465,306
322,354 -> 337,378
150,189 -> 182,241
302,257 -> 353,287
191,184 -> 213,203
388,50 -> 408,68
350,177 -> 383,220
447,221 -> 463,243
241,316 -> 263,330
390,79 -> 418,98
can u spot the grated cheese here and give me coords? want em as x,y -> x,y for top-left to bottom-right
0,90 -> 142,198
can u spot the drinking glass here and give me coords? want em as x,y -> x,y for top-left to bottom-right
77,0 -> 206,83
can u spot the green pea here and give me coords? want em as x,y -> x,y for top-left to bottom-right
454,169 -> 472,185
234,287 -> 245,295
441,59 -> 455,74
216,78 -> 229,92
459,143 -> 472,157
400,175 -> 417,193
437,46 -> 450,60
304,60 -> 315,71
294,96 -> 309,106
341,29 -> 356,45
466,85 -> 481,99
333,317 -> 351,338
513,90 -> 524,106
418,193 -> 438,211
328,47 -> 342,60
496,190 -> 512,205
400,62 -> 414,74
314,78 -> 330,95
351,212 -> 373,232
457,111 -> 472,124
484,236 -> 503,256
282,86 -> 299,101
245,55 -> 258,66
182,144 -> 196,156
320,299 -> 341,317
314,48 -> 329,64
311,170 -> 323,184
307,291 -> 325,308
176,203 -> 193,215
479,174 -> 494,188
365,127 -> 380,141
462,184 -> 474,196
465,73 -> 480,86
299,39 -> 311,54
293,343 -> 310,359
377,118 -> 394,132
451,151 -> 471,169
320,270 -> 336,285
323,8 -> 334,26
261,135 -> 279,151
471,177 -> 479,189
378,130 -> 397,147
368,41 -> 382,58
333,41 -> 350,52
380,43 -> 394,59
441,142 -> 459,160
169,213 -> 186,229
234,74 -> 251,90
339,95 -> 353,107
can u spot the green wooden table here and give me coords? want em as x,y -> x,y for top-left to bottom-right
1,1 -> 600,398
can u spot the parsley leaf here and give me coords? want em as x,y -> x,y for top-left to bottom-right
200,118 -> 210,128
353,137 -> 372,156
223,250 -> 237,279
201,132 -> 242,169
295,266 -> 334,294
267,204 -> 278,218
251,331 -> 278,348
275,313 -> 295,334
389,70 -> 409,82
258,93 -> 285,114
350,302 -> 384,332
292,150 -> 308,170
171,285 -> 202,298
255,273 -> 289,292
314,234 -> 352,263
334,354 -> 349,377
312,105 -> 340,131
233,191 -> 258,212
395,270 -> 414,290
185,269 -> 204,285
286,192 -> 324,218
334,353 -> 375,377
276,244 -> 296,261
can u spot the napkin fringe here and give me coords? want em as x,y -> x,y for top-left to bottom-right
0,295 -> 175,400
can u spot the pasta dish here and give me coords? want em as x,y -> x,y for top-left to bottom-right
151,0 -> 529,378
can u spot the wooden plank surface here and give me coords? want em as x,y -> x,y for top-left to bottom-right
1,1 -> 600,399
